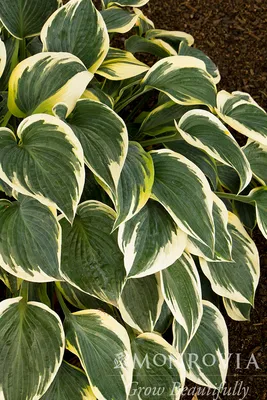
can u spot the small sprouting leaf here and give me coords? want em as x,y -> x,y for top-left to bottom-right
64,309 -> 133,400
103,0 -> 149,7
59,201 -> 126,305
101,7 -> 139,33
141,56 -> 217,108
118,274 -> 164,332
0,297 -> 65,400
0,0 -> 59,39
0,195 -> 61,282
223,297 -> 251,322
125,36 -> 177,58
200,212 -> 260,305
247,187 -> 267,239
97,48 -> 149,80
67,99 -> 128,194
145,29 -> 194,49
0,114 -> 85,222
118,200 -> 187,278
0,37 -> 19,91
176,109 -> 252,193
8,52 -> 92,118
151,149 -> 214,250
216,90 -> 267,146
0,39 -> 7,79
41,0 -> 109,72
243,139 -> 267,185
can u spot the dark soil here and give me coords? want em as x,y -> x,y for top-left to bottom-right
143,1 -> 267,398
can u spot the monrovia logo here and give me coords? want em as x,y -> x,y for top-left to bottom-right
114,352 -> 260,370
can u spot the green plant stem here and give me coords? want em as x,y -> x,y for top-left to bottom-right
19,280 -> 29,302
140,132 -> 180,147
115,87 -> 148,113
19,38 -> 26,62
215,191 -> 252,204
55,286 -> 71,318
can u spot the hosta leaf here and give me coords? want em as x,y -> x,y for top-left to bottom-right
243,140 -> 267,185
140,101 -> 197,136
101,7 -> 139,33
56,282 -> 112,313
118,274 -> 164,332
8,52 -> 92,118
97,48 -> 149,80
216,90 -> 267,146
141,56 -> 217,108
41,361 -> 96,400
0,266 -> 20,294
59,201 -> 126,305
64,309 -> 133,400
179,41 -> 220,84
200,212 -> 260,304
0,39 -> 7,78
247,187 -> 267,239
125,36 -> 177,58
104,0 -> 149,7
151,149 -> 214,249
0,297 -> 65,400
166,140 -> 217,190
0,91 -> 10,127
118,200 -> 187,278
160,252 -> 202,343
154,301 -> 173,334
0,114 -> 85,222
82,87 -> 114,109
176,109 -> 252,193
135,10 -> 154,36
0,195 -> 61,282
67,99 -> 128,194
146,29 -> 194,48
223,297 -> 251,322
41,0 -> 109,72
0,0 -> 59,39
186,193 -> 232,262
114,142 -> 154,228
0,37 -> 19,91
178,301 -> 228,389
217,164 -> 240,194
131,333 -> 185,399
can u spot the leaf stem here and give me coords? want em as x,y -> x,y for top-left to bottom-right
19,38 -> 26,62
140,132 -> 180,147
19,280 -> 28,302
215,191 -> 252,204
55,286 -> 71,317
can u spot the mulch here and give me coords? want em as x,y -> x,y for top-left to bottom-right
143,1 -> 267,398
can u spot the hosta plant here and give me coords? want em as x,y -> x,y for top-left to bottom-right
0,0 -> 266,399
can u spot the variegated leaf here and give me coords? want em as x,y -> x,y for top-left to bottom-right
0,38 -> 7,78
0,0 -> 59,39
176,109 -> 252,193
0,297 -> 65,400
64,309 -> 133,400
118,199 -> 187,277
0,114 -> 85,222
216,90 -> 267,146
200,212 -> 260,304
186,193 -> 232,262
141,56 -> 217,108
8,52 -> 92,118
160,252 -> 202,344
67,99 -> 128,194
125,36 -> 177,58
247,187 -> 267,239
223,297 -> 251,322
118,274 -> 164,332
41,361 -> 96,400
0,91 -> 10,127
151,149 -> 214,249
179,41 -> 220,84
131,333 -> 185,399
103,0 -> 149,7
101,6 -> 139,33
97,48 -> 149,80
135,9 -> 154,36
0,195 -> 61,282
0,37 -> 19,91
146,29 -> 194,49
243,139 -> 267,185
59,201 -> 126,305
114,142 -> 154,229
41,0 -> 109,72
0,266 -> 20,294
81,87 -> 114,109
178,301 -> 228,389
